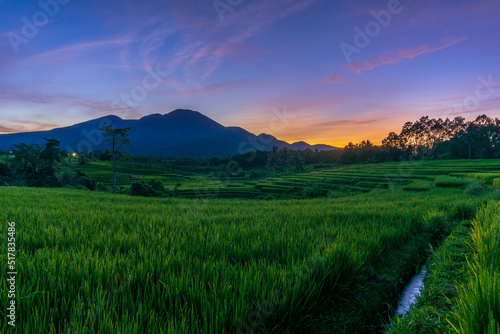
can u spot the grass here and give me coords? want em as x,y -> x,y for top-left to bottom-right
71,159 -> 500,199
0,182 -> 483,333
388,221 -> 474,333
390,201 -> 500,334
402,180 -> 432,192
492,178 -> 500,188
0,159 -> 499,333
449,202 -> 500,333
454,172 -> 500,183
435,176 -> 470,188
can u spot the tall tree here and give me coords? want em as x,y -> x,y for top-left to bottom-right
267,146 -> 280,177
99,126 -> 131,190
462,124 -> 478,160
10,143 -> 42,180
40,138 -> 62,165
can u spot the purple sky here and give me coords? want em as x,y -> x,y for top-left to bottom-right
1,0 -> 499,146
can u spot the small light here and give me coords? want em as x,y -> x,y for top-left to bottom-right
72,152 -> 77,157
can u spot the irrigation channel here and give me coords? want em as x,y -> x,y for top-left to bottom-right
394,266 -> 427,317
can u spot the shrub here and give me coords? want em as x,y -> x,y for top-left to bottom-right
95,182 -> 108,192
0,162 -> 11,186
58,171 -> 74,187
130,180 -> 168,197
0,163 -> 11,176
148,179 -> 167,195
75,176 -> 96,191
74,184 -> 90,191
131,181 -> 154,197
58,171 -> 96,190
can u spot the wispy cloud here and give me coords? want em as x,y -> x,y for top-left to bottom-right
315,117 -> 391,128
327,75 -> 342,84
28,35 -> 137,64
343,36 -> 467,73
315,74 -> 343,85
175,79 -> 264,96
164,0 -> 321,80
0,120 -> 60,134
0,125 -> 17,133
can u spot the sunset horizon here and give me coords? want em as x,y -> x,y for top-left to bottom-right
1,1 -> 500,331
2,0 -> 499,148
0,108 -> 496,148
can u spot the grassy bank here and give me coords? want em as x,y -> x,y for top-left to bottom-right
449,202 -> 500,333
389,221 -> 475,333
390,202 -> 500,333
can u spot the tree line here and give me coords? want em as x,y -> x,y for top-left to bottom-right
1,115 -> 498,189
344,114 -> 500,163
210,115 -> 499,169
0,126 -> 130,189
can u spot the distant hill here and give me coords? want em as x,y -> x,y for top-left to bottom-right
0,109 -> 339,158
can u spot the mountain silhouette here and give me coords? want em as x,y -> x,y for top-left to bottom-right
0,109 -> 338,157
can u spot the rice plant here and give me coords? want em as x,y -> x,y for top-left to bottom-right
449,202 -> 500,334
0,184 -> 479,333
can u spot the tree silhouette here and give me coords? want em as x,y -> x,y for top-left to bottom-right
99,126 -> 131,191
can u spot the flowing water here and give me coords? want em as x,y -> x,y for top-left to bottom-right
394,266 -> 427,317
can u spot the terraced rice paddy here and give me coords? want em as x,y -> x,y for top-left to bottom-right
77,159 -> 500,199
1,160 -> 498,333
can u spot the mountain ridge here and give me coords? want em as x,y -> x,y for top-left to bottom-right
0,109 -> 339,158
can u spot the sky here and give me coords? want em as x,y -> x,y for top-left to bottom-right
0,0 -> 499,147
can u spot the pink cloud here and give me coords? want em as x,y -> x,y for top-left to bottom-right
0,120 -> 60,134
316,74 -> 343,86
343,36 -> 467,74
327,75 -> 343,84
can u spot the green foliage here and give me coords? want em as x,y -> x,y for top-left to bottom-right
9,139 -> 63,187
58,171 -> 97,191
0,183 -> 479,333
493,178 -> 500,188
1,159 -> 498,333
423,210 -> 451,244
402,180 -> 431,192
99,126 -> 132,191
449,203 -> 500,333
390,222 -> 474,333
465,179 -> 486,195
39,138 -> 62,164
73,159 -> 500,200
0,162 -> 11,185
302,184 -> 328,198
449,201 -> 477,221
249,170 -> 266,179
435,175 -> 470,188
76,176 -> 96,191
130,179 -> 168,197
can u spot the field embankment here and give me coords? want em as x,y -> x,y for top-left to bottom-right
390,202 -> 500,333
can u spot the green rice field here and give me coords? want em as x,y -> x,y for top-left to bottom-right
75,159 -> 500,199
1,159 -> 499,333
